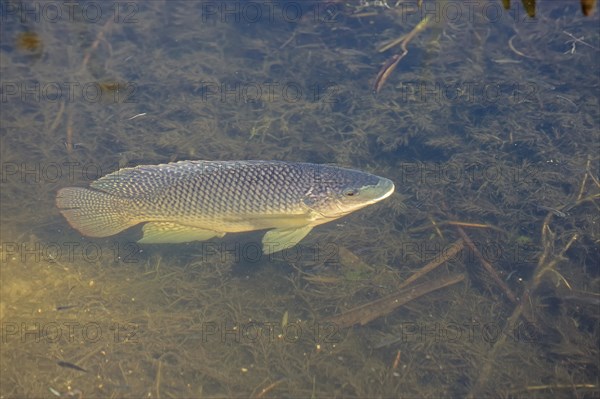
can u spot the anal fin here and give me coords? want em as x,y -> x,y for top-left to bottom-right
139,222 -> 225,244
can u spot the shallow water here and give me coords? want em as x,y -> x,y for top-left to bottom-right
1,1 -> 598,398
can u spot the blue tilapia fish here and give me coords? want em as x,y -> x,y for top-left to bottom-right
56,160 -> 395,254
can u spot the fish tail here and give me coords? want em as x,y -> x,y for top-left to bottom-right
56,187 -> 138,237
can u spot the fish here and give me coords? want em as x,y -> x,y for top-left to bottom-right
56,160 -> 395,254
56,360 -> 88,372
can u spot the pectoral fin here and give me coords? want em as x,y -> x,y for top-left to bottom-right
139,222 -> 225,244
262,225 -> 314,254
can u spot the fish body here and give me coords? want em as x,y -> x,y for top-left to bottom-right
56,160 -> 394,254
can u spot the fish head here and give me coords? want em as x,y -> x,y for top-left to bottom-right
303,166 -> 395,218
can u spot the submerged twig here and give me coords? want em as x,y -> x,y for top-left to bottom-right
324,273 -> 465,328
467,212 -> 579,398
48,101 -> 65,134
398,239 -> 463,289
81,19 -> 114,71
373,15 -> 431,93
252,379 -> 287,399
63,17 -> 114,154
457,227 -> 518,304
65,107 -> 73,154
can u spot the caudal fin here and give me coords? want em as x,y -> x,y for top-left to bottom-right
56,187 -> 138,237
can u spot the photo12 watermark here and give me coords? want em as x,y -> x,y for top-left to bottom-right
396,81 -> 539,104
395,161 -> 543,187
196,81 -> 340,104
198,1 -> 342,24
200,320 -> 341,344
189,241 -> 341,264
1,321 -> 139,344
398,239 -> 538,266
1,240 -> 142,264
1,1 -> 139,24
1,161 -> 122,184
381,320 -> 538,344
351,1 -> 537,23
1,81 -> 138,104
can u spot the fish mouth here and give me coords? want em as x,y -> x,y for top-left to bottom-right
368,178 -> 395,203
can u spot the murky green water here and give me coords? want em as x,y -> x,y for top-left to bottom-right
1,1 -> 598,398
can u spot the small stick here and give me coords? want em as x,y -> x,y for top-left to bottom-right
81,19 -> 114,70
446,221 -> 493,229
468,214 -> 578,398
155,359 -> 162,399
377,14 -> 431,53
408,220 -> 505,234
373,54 -> 401,93
65,107 -> 74,153
457,227 -> 518,304
562,30 -> 599,50
584,156 -> 600,189
508,35 -> 534,58
428,215 -> 444,239
324,273 -> 465,328
523,383 -> 597,392
398,239 -> 463,289
392,350 -> 401,370
373,15 -> 431,93
377,34 -> 407,53
48,101 -> 65,134
253,379 -> 286,399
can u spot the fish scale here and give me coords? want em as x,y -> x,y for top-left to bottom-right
56,160 -> 395,254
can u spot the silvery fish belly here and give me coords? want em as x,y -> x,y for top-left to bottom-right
56,160 -> 395,254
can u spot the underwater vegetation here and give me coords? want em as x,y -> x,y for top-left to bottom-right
1,1 -> 598,397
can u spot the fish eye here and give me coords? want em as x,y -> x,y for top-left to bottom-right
343,188 -> 359,197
